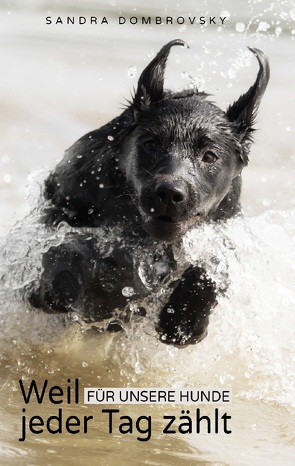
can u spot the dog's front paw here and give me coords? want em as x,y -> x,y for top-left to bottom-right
27,270 -> 81,313
156,266 -> 216,347
156,308 -> 209,347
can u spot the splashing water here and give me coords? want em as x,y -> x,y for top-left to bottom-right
0,182 -> 294,408
127,65 -> 137,79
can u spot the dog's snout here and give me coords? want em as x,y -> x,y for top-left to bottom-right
155,183 -> 185,206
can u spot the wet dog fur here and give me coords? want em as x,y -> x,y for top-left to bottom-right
28,40 -> 269,346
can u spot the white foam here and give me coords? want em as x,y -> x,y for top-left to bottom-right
0,207 -> 294,406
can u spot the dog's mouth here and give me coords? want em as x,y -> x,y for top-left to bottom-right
144,214 -> 203,242
153,213 -> 202,227
155,215 -> 174,223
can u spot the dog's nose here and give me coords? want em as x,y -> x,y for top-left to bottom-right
155,183 -> 185,206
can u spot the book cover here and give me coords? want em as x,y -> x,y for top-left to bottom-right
0,1 -> 294,465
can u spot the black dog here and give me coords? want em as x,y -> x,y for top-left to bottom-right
28,39 -> 269,346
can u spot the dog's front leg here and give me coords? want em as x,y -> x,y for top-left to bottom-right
157,267 -> 217,347
27,235 -> 136,326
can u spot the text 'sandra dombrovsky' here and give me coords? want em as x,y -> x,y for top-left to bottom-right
45,15 -> 228,26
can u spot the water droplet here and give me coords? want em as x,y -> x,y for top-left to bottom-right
88,208 -> 94,214
228,68 -> 237,80
221,10 -> 230,19
77,154 -> 83,159
82,361 -> 88,368
127,65 -> 137,79
150,208 -> 155,213
181,71 -> 197,88
134,361 -> 143,375
122,286 -> 135,297
275,26 -> 282,36
257,21 -> 270,32
235,22 -> 245,33
99,183 -> 104,188
4,174 -> 11,183
107,135 -> 114,141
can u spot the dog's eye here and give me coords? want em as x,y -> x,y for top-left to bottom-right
202,151 -> 218,163
142,139 -> 157,151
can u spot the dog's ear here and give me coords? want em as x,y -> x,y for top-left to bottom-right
226,47 -> 270,143
133,39 -> 188,119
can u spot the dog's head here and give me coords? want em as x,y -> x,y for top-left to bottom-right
121,39 -> 269,242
